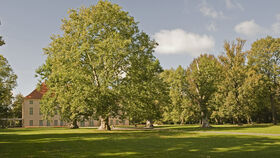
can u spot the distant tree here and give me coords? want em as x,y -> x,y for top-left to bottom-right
0,53 -> 17,127
185,54 -> 222,128
248,36 -> 280,125
10,94 -> 24,118
0,36 -> 4,46
37,0 -> 162,130
161,66 -> 198,124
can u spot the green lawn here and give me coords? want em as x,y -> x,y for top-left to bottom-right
1,124 -> 280,158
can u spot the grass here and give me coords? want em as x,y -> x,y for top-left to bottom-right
1,124 -> 280,158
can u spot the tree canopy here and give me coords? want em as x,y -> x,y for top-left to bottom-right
248,36 -> 280,125
37,0 -> 165,130
184,54 -> 222,127
0,38 -> 17,128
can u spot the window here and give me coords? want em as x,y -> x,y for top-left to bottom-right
116,120 -> 119,125
29,100 -> 33,104
110,120 -> 113,125
122,120 -> 126,125
29,107 -> 33,115
60,120 -> 64,126
80,121 -> 85,127
89,120 -> 94,126
29,120 -> 33,126
54,120 -> 58,126
47,120 -> 50,126
39,120 -> 43,126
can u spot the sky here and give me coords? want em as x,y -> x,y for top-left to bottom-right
0,0 -> 280,96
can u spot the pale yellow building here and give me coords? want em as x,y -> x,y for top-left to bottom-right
22,83 -> 129,127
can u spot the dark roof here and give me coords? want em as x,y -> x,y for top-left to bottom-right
25,83 -> 48,99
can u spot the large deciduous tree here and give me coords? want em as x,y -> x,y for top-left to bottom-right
185,54 -> 221,128
215,39 -> 248,124
37,0 -> 163,130
248,36 -> 280,125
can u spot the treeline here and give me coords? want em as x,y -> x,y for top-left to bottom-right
1,1 -> 280,130
162,37 -> 280,127
36,1 -> 280,129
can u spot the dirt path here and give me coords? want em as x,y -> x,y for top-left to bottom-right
196,131 -> 280,137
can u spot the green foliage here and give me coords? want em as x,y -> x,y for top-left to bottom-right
0,40 -> 17,127
121,59 -> 169,125
0,54 -> 17,120
185,54 -> 222,127
0,36 -> 4,46
214,39 -> 248,123
248,36 -> 280,124
9,94 -> 24,118
161,66 -> 198,124
37,0 -> 165,129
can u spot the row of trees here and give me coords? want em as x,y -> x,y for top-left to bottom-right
162,38 -> 280,127
37,1 -> 280,130
2,1 -> 280,129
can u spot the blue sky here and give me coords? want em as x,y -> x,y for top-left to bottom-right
0,0 -> 280,96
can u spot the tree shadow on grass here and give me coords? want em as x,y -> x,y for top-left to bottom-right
154,124 -> 277,133
1,129 -> 280,158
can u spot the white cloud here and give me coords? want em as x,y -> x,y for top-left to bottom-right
225,0 -> 244,10
199,1 -> 224,19
206,22 -> 217,31
234,20 -> 266,37
154,29 -> 215,56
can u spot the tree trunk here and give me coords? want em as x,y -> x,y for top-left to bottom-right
237,117 -> 243,126
247,116 -> 251,124
70,119 -> 79,129
146,120 -> 154,128
98,117 -> 111,130
180,117 -> 185,125
270,94 -> 277,125
201,111 -> 210,128
215,118 -> 218,124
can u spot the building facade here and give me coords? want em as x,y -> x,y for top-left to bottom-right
22,84 -> 129,127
